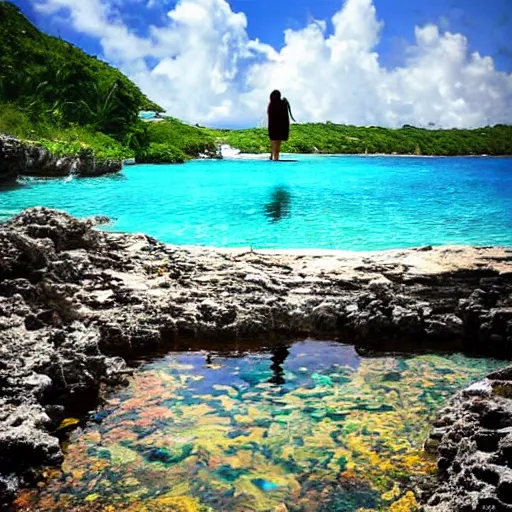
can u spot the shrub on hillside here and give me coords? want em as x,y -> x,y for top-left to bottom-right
135,143 -> 188,164
147,120 -> 219,157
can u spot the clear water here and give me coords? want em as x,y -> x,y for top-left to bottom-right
16,340 -> 506,512
1,155 -> 511,250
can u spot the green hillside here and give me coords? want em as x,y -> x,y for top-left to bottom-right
141,118 -> 220,162
207,122 -> 512,156
0,0 -> 219,162
0,0 -> 161,143
145,119 -> 512,157
0,0 -> 164,161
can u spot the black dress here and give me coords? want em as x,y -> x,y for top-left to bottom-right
267,99 -> 291,141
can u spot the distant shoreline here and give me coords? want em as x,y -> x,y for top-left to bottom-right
217,151 -> 512,161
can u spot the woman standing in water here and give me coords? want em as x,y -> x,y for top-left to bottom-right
267,90 -> 296,161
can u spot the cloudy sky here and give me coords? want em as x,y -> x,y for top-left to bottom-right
11,0 -> 512,128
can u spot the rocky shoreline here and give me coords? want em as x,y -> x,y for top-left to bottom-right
0,207 -> 511,509
0,135 -> 122,182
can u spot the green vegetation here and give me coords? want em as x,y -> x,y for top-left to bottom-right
207,122 -> 512,156
0,1 -> 152,161
0,102 -> 135,160
146,118 -> 219,158
38,135 -> 134,161
135,143 -> 187,164
1,0 -> 511,166
0,1 -> 160,138
142,119 -> 512,158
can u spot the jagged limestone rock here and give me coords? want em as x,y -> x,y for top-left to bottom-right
0,206 -> 511,507
0,134 -> 122,181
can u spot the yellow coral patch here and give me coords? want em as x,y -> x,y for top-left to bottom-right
109,444 -> 140,465
389,491 -> 419,511
381,483 -> 401,501
196,414 -> 230,426
224,449 -> 254,469
150,495 -> 200,512
181,403 -> 215,418
212,384 -> 238,397
216,394 -> 237,411
57,417 -> 80,431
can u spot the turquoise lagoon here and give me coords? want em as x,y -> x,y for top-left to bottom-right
15,340 -> 506,512
1,155 -> 511,250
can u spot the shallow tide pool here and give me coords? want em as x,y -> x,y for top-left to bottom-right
15,340 -> 506,512
1,155 -> 511,250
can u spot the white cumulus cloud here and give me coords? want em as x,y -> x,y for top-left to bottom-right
32,0 -> 512,128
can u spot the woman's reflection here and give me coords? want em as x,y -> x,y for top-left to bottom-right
267,345 -> 290,385
264,186 -> 291,222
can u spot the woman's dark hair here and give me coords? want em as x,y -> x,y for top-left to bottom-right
270,90 -> 281,103
269,89 -> 296,122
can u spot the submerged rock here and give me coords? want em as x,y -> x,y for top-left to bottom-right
0,206 -> 511,506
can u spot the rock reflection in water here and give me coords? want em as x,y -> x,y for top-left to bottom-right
14,340 -> 505,512
264,186 -> 291,222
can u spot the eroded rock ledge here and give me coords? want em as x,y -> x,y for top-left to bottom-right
0,135 -> 122,182
0,207 -> 511,507
424,367 -> 512,511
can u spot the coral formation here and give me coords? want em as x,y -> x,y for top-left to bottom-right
13,342 -> 504,511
